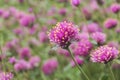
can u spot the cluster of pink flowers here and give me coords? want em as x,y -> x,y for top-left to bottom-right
0,72 -> 13,80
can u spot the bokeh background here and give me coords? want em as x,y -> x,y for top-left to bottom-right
1,0 -> 120,80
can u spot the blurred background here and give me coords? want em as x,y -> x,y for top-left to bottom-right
1,0 -> 120,80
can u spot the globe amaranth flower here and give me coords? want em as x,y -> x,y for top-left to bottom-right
81,23 -> 102,33
91,32 -> 106,44
9,57 -> 17,64
0,72 -> 13,80
104,18 -> 118,29
42,58 -> 58,75
19,14 -> 35,27
71,0 -> 80,7
90,45 -> 119,64
72,39 -> 93,56
19,47 -> 31,59
110,3 -> 120,13
48,21 -> 79,48
59,8 -> 67,16
14,59 -> 31,71
29,56 -> 40,68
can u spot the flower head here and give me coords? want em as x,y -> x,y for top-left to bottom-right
104,18 -> 118,29
48,21 -> 79,48
42,58 -> 58,75
14,60 -> 31,71
71,0 -> 80,7
72,40 -> 93,56
19,47 -> 31,59
29,56 -> 40,68
91,32 -> 106,44
110,3 -> 120,13
90,45 -> 119,63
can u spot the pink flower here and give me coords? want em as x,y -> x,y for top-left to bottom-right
48,21 -> 79,48
29,56 -> 40,68
91,32 -> 106,44
104,18 -> 118,29
42,58 -> 58,75
19,47 -> 31,59
90,45 -> 119,63
14,60 -> 31,71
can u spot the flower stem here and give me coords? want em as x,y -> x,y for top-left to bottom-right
108,63 -> 116,80
68,48 -> 90,80
0,33 -> 5,71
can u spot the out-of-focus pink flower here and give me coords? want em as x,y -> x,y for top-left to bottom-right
90,1 -> 99,11
42,58 -> 58,75
108,41 -> 119,49
59,8 -> 67,16
6,38 -> 19,49
19,14 -> 35,27
72,40 -> 93,56
75,32 -> 89,41
82,7 -> 92,20
9,57 -> 17,64
0,72 -> 13,80
110,3 -> 120,13
81,23 -> 102,33
87,23 -> 102,33
13,27 -> 23,35
104,18 -> 118,29
28,8 -> 33,13
38,31 -> 48,43
0,10 -> 10,19
29,56 -> 40,68
71,0 -> 80,7
14,59 -> 31,71
91,32 -> 106,44
19,47 -> 31,59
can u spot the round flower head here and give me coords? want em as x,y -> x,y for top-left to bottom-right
91,32 -> 106,44
110,3 -> 120,13
14,59 -> 31,71
90,45 -> 119,64
48,21 -> 79,48
104,18 -> 118,29
29,56 -> 40,68
42,58 -> 58,75
73,39 -> 93,56
71,0 -> 80,7
59,8 -> 66,16
19,47 -> 31,59
86,23 -> 102,33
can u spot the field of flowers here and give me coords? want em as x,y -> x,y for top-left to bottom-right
1,0 -> 120,80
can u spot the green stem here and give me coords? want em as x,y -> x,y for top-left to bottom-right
0,33 -> 5,71
68,48 -> 90,80
108,63 -> 116,80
